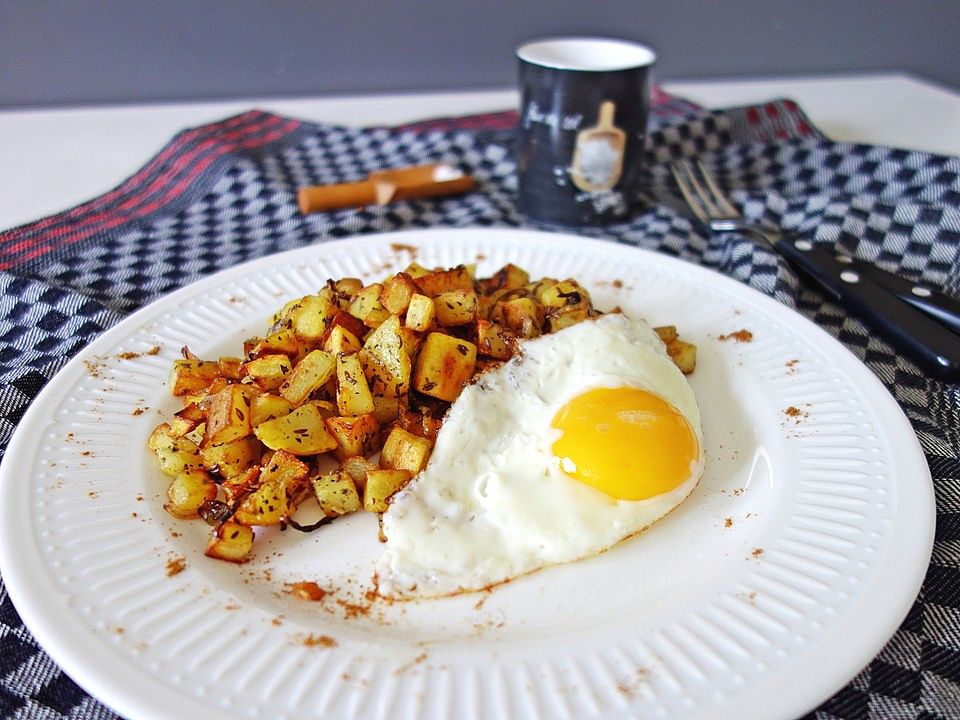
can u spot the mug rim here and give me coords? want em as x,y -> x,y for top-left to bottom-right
516,36 -> 656,72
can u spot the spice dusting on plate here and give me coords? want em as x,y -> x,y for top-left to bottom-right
301,633 -> 338,648
288,581 -> 327,601
751,547 -> 764,558
785,405 -> 809,423
166,557 -> 187,576
718,329 -> 753,343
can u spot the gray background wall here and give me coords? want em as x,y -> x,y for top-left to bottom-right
1,0 -> 958,110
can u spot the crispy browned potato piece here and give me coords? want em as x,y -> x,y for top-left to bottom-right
666,339 -> 697,375
244,354 -> 293,391
203,384 -> 255,445
312,471 -> 362,516
414,265 -> 474,297
380,426 -> 432,474
363,469 -> 413,513
341,455 -> 378,492
326,412 -> 380,461
234,450 -> 309,526
164,469 -> 217,519
286,293 -> 338,343
254,404 -> 338,455
475,319 -> 515,360
434,289 -> 479,327
380,272 -> 421,315
247,328 -> 300,358
336,352 -> 376,416
279,349 -> 336,405
653,325 -> 678,344
149,423 -> 203,476
405,293 -> 435,332
361,315 -> 412,395
323,325 -> 362,355
413,333 -> 477,401
205,521 -> 254,563
199,436 -> 261,479
492,297 -> 543,338
250,393 -> 294,426
217,356 -> 244,380
479,263 -> 530,295
349,283 -> 391,329
169,359 -> 221,396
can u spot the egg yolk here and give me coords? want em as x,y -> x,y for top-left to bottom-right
551,387 -> 699,501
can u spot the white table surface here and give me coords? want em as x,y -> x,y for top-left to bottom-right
1,72 -> 958,232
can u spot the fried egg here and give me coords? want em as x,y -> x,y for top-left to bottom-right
375,313 -> 704,599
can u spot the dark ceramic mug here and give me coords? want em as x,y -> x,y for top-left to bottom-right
516,37 -> 655,227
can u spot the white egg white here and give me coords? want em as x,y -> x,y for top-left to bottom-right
375,313 -> 704,599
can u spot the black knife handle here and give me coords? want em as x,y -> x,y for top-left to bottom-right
850,258 -> 960,336
776,236 -> 960,381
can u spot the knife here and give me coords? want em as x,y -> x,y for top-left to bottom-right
769,232 -> 960,381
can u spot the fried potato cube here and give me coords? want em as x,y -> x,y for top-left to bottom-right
341,455 -> 378,492
286,294 -> 338,342
220,464 -> 261,503
205,521 -> 254,563
544,306 -> 590,333
492,297 -> 544,338
325,412 -> 380,461
395,409 -> 442,442
234,480 -> 288,526
200,436 -> 261,479
333,277 -> 364,297
336,352 -> 376,416
380,272 -> 420,315
654,325 -> 678,344
319,309 -> 367,344
363,469 -> 413,513
233,451 -> 309,526
478,263 -> 530,294
475,319 -> 515,359
244,354 -> 293,391
218,356 -> 244,380
415,265 -> 474,297
405,293 -> 435,332
203,384 -> 255,445
361,315 -> 412,394
666,339 -> 697,375
279,349 -> 336,405
413,333 -> 477,401
380,426 -> 433,474
538,279 -> 589,310
254,404 -> 338,455
250,393 -> 294,426
247,328 -> 300,359
169,358 -> 221,396
403,262 -> 431,279
312,470 -> 361,516
322,324 -> 362,355
371,393 -> 405,424
149,423 -> 203,476
168,402 -> 206,437
348,283 -> 390,329
259,449 -> 311,494
434,289 -> 479,327
164,469 -> 217,519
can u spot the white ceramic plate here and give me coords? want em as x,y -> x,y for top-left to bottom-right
0,229 -> 933,720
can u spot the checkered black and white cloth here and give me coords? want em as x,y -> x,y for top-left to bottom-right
1,88 -> 958,719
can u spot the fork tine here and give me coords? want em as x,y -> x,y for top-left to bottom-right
693,160 -> 739,218
670,160 -> 710,224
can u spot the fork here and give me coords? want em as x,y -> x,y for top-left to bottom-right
670,158 -> 960,380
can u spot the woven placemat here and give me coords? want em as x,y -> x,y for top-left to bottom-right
1,88 -> 958,719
